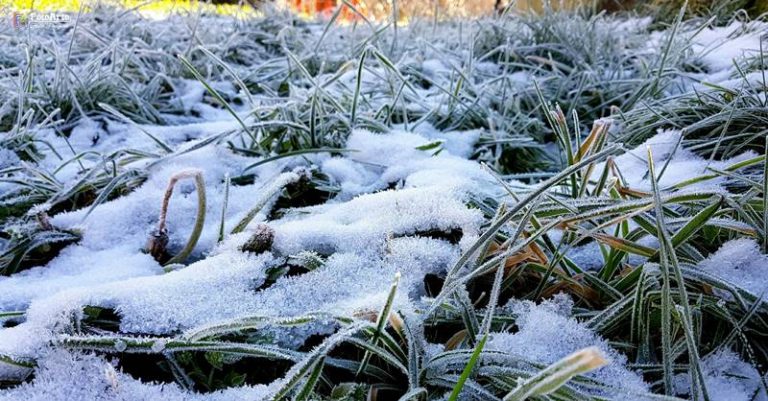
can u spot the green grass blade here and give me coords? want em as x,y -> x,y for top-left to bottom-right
447,333 -> 487,401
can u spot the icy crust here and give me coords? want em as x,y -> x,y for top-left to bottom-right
484,295 -> 650,400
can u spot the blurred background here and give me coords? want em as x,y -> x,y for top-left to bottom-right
4,0 -> 767,20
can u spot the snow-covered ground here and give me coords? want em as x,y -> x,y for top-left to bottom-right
0,7 -> 767,401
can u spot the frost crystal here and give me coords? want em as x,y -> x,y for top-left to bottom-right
150,339 -> 167,353
113,340 -> 127,352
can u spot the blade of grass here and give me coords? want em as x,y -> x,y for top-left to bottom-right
178,55 -> 253,141
648,146 -> 710,401
502,347 -> 608,401
357,272 -> 401,376
447,334 -> 488,401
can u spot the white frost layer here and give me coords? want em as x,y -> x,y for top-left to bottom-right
0,350 -> 270,401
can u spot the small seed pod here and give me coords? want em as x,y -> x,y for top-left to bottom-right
146,229 -> 169,263
240,223 -> 274,254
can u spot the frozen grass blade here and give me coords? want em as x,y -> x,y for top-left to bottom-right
502,347 -> 608,401
271,323 -> 369,400
350,49 -> 367,128
242,148 -> 355,173
196,46 -> 254,107
99,103 -> 172,153
357,271 -> 401,377
293,356 -> 325,401
80,169 -> 146,222
447,334 -> 487,401
763,135 -> 768,253
648,2 -> 687,97
0,353 -> 35,369
178,55 -> 253,141
218,173 -> 230,243
60,335 -> 299,361
230,171 -> 301,234
647,146 -> 710,400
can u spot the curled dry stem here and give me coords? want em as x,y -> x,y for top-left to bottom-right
147,169 -> 207,266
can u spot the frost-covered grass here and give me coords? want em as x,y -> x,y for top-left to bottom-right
1,2 -> 768,401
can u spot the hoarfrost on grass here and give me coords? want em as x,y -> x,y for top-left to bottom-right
1,8 -> 767,401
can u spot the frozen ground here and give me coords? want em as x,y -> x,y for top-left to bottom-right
0,5 -> 767,401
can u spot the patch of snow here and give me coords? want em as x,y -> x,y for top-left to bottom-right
698,238 -> 768,297
674,349 -> 768,401
0,143 -> 287,312
608,130 -> 756,190
272,185 -> 482,256
0,125 -> 490,398
692,22 -> 767,73
0,246 -> 161,312
485,295 -> 649,399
